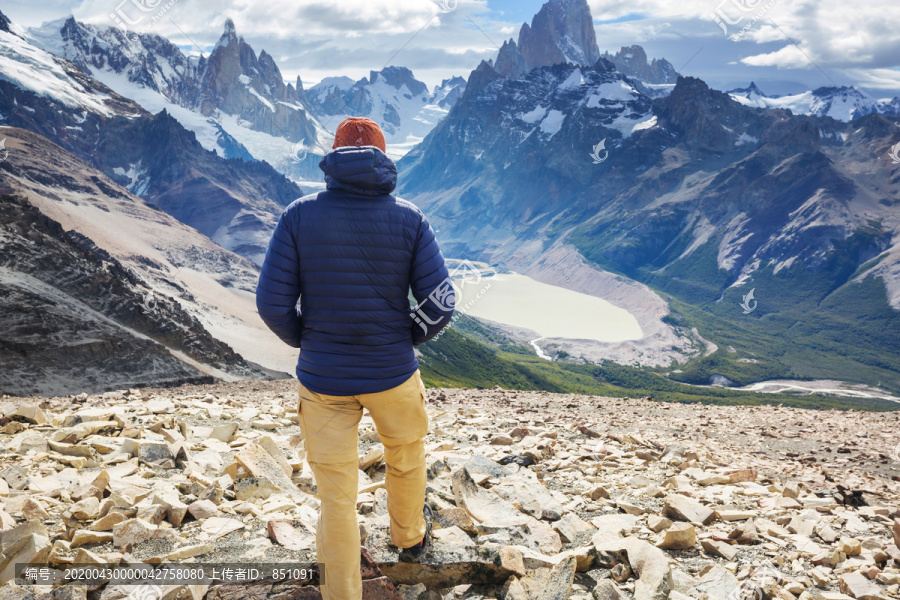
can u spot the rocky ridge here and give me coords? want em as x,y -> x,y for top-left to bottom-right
0,381 -> 898,600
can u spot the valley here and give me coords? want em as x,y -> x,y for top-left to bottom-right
1,0 -> 899,408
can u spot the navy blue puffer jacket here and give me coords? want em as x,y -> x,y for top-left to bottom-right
256,146 -> 454,396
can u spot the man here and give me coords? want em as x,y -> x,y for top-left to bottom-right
256,117 -> 454,600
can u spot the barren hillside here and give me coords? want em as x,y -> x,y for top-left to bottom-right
1,381 -> 898,600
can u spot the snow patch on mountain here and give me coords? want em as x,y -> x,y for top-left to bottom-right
540,110 -> 566,137
308,68 -> 465,160
728,83 -> 894,122
0,29 -> 114,115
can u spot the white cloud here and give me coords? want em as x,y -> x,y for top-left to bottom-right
2,0 -> 898,95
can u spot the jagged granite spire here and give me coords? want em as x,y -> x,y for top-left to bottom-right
517,0 -> 601,71
601,45 -> 679,85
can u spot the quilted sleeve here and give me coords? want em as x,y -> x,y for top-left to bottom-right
409,213 -> 454,346
256,207 -> 303,348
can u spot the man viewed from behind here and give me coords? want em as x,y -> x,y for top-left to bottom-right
256,117 -> 454,600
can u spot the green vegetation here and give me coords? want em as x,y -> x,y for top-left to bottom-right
417,315 -> 900,412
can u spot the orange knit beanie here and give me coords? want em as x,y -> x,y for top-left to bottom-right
332,117 -> 387,152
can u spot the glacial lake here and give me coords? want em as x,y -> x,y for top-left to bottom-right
456,272 -> 643,343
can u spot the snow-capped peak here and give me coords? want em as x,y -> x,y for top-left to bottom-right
728,83 -> 881,121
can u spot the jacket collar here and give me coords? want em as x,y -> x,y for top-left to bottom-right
319,146 -> 397,196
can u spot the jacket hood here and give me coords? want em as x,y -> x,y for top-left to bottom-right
319,146 -> 397,196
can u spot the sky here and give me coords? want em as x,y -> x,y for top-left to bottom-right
3,0 -> 900,98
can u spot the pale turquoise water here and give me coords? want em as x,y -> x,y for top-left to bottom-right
457,273 -> 643,343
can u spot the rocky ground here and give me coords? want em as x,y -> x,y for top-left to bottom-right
1,380 -> 899,600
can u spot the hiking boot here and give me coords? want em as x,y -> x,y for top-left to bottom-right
398,503 -> 433,563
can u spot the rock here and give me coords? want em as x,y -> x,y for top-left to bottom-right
593,580 -> 625,600
499,546 -> 526,577
152,490 -> 189,527
839,572 -> 884,600
591,514 -> 638,538
663,494 -> 716,525
434,508 -> 477,535
138,442 -> 176,468
525,517 -> 563,555
728,519 -> 759,544
610,563 -> 632,583
359,444 -> 385,471
136,505 -> 166,526
617,500 -> 646,515
378,543 -> 517,588
70,497 -> 100,521
588,485 -> 611,500
397,583 -> 428,600
543,556 -> 577,600
555,545 -> 598,572
553,512 -> 593,543
788,511 -> 820,537
112,518 -> 158,547
450,467 -> 529,529
208,423 -> 238,443
22,498 -> 49,522
167,543 -> 214,560
70,530 -> 114,547
621,537 -> 673,600
783,482 -> 801,498
0,533 -> 52,584
432,526 -> 474,547
501,577 -> 528,600
267,519 -> 315,551
838,537 -> 862,557
688,565 -> 739,600
234,477 -> 283,501
10,405 -> 48,425
716,509 -> 757,521
1,465 -> 29,490
188,500 -> 219,520
234,442 -> 299,497
892,519 -> 900,548
726,468 -> 757,483
200,517 -> 245,540
647,515 -> 672,533
818,523 -> 840,543
701,539 -> 738,561
658,523 -> 696,550
10,431 -> 48,455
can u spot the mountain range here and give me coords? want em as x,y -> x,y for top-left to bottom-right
399,0 -> 900,393
26,17 -> 465,171
728,82 -> 899,122
3,0 -> 900,399
0,127 -> 292,396
307,69 -> 466,159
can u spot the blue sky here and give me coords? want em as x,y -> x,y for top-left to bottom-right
4,0 -> 899,98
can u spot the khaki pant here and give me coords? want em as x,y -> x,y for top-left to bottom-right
297,371 -> 430,600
